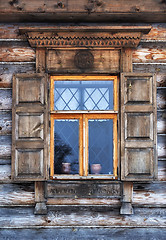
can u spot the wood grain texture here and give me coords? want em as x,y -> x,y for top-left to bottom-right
0,14 -> 165,24
0,46 -> 35,62
0,165 -> 11,182
133,47 -> 166,63
142,23 -> 166,41
0,180 -> 166,207
0,183 -> 34,206
0,228 -> 166,240
157,111 -> 166,134
0,63 -> 35,88
157,89 -> 166,110
133,182 -> 166,206
0,207 -> 165,227
121,73 -> 157,181
0,111 -> 12,135
47,49 -> 120,73
0,89 -> 12,110
156,74 -> 166,87
134,63 -> 166,74
157,135 -> 166,159
0,24 -> 165,41
0,24 -> 25,40
0,21 -> 165,222
120,182 -> 133,214
0,135 -> 11,159
12,74 -> 49,181
0,0 -> 164,13
158,160 -> 166,181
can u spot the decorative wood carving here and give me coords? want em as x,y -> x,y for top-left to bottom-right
19,26 -> 151,49
27,32 -> 141,48
74,50 -> 94,69
47,182 -> 121,198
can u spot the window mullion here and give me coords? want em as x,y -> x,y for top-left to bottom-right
79,114 -> 84,176
83,114 -> 89,176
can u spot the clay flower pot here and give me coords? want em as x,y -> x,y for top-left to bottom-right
91,164 -> 102,174
61,163 -> 71,174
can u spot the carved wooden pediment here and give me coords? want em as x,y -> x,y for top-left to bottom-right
19,26 -> 151,48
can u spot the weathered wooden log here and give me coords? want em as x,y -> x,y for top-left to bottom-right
0,206 -> 165,227
0,46 -> 35,62
0,89 -> 12,110
157,111 -> 166,134
0,228 -> 166,240
0,135 -> 11,159
158,160 -> 166,181
0,1 -> 165,22
156,74 -> 166,87
0,23 -> 165,41
0,24 -> 26,40
0,0 -> 165,13
142,23 -> 166,41
157,89 -> 166,110
133,182 -> 166,207
0,164 -> 11,182
0,63 -> 35,88
157,135 -> 166,159
0,111 -> 12,135
0,183 -> 34,206
133,47 -> 166,63
2,43 -> 165,65
133,63 -> 166,74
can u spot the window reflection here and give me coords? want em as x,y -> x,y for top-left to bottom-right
54,119 -> 79,174
89,119 -> 113,175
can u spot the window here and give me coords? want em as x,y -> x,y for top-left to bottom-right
50,76 -> 118,179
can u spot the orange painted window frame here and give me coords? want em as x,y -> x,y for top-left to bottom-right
50,76 -> 118,179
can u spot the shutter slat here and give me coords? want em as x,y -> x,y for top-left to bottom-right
121,73 -> 157,181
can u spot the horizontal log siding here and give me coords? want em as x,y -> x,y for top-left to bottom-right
0,207 -> 165,227
0,23 -> 165,231
0,228 -> 166,240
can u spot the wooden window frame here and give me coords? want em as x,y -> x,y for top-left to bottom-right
50,75 -> 118,180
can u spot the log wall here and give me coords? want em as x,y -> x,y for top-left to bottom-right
0,23 -> 165,238
0,0 -> 165,22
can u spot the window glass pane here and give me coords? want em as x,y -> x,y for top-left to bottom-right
54,119 -> 79,174
88,119 -> 113,175
54,81 -> 114,110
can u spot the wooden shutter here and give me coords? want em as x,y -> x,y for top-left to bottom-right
121,73 -> 157,181
12,73 -> 49,181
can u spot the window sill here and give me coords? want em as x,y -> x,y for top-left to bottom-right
50,175 -> 118,180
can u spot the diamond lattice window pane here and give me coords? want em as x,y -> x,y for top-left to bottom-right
54,119 -> 79,174
88,119 -> 113,174
54,81 -> 114,110
84,88 -> 110,110
54,82 -> 80,110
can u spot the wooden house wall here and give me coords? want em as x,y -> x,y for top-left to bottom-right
0,23 -> 165,238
